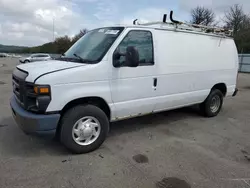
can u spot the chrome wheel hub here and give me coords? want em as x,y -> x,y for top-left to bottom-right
210,95 -> 221,113
72,116 -> 101,146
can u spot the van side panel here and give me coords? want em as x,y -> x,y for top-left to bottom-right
153,30 -> 238,112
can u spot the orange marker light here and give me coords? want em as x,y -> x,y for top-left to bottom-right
40,88 -> 49,94
34,86 -> 49,94
34,86 -> 38,94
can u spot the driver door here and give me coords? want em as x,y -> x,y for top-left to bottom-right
110,29 -> 157,120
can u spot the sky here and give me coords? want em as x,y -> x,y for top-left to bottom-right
0,0 -> 249,46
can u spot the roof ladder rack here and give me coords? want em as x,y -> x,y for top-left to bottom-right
133,10 -> 233,37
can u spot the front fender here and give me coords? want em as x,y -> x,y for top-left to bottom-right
46,81 -> 113,113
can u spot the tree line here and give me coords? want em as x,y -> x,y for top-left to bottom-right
20,4 -> 250,54
21,29 -> 88,54
190,4 -> 250,53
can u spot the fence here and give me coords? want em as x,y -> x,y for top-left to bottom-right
239,54 -> 250,73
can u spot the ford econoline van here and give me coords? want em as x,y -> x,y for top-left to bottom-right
10,14 -> 238,153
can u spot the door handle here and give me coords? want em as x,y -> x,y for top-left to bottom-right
153,78 -> 157,87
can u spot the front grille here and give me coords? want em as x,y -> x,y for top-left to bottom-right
13,74 -> 25,106
25,82 -> 38,111
12,68 -> 38,112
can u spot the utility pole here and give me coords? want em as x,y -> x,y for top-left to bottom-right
53,17 -> 55,41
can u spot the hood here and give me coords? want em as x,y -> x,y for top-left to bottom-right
17,60 -> 84,82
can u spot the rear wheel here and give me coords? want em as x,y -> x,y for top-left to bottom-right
200,89 -> 223,117
24,60 -> 30,63
60,105 -> 109,154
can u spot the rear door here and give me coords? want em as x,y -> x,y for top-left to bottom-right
37,55 -> 46,61
41,54 -> 50,61
44,55 -> 51,61
110,29 -> 157,119
30,55 -> 39,62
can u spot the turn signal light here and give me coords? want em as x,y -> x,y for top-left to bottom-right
34,86 -> 50,94
40,88 -> 49,93
34,87 -> 38,94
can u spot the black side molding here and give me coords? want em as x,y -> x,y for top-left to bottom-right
232,88 -> 238,97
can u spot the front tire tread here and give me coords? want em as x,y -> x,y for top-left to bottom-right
60,105 -> 109,154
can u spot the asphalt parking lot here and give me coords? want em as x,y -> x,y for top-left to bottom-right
0,58 -> 250,188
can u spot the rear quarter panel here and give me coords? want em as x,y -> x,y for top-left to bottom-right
153,30 -> 238,110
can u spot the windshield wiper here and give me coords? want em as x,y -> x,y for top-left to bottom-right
73,53 -> 95,64
73,53 -> 84,62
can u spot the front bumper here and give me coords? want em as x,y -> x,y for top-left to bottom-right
10,96 -> 60,137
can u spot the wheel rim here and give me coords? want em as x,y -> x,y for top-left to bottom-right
72,116 -> 101,146
210,95 -> 221,113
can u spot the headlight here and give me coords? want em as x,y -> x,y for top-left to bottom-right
33,85 -> 51,112
35,96 -> 51,112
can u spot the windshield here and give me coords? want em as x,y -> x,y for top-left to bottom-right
63,27 -> 124,63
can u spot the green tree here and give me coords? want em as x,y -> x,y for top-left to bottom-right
72,29 -> 88,45
54,35 -> 72,54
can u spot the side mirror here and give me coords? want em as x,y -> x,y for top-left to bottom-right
125,46 -> 139,67
113,52 -> 122,68
113,52 -> 121,60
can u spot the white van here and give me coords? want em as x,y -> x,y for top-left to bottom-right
10,13 -> 238,153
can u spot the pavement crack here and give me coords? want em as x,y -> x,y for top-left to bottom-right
241,149 -> 250,162
104,145 -> 157,186
0,81 -> 6,85
243,180 -> 250,187
68,180 -> 77,188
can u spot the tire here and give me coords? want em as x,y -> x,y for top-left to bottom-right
24,60 -> 29,63
200,89 -> 223,117
60,105 -> 109,154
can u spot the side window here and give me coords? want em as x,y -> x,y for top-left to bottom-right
114,30 -> 154,66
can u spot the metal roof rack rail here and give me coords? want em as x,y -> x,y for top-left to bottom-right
133,10 -> 233,37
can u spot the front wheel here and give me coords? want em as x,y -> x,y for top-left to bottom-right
200,89 -> 223,117
60,105 -> 109,154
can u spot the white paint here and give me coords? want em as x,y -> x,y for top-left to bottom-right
105,30 -> 119,35
98,29 -> 105,32
17,24 -> 238,121
18,60 -> 84,82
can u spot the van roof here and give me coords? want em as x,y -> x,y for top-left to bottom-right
107,20 -> 233,39
119,11 -> 233,39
